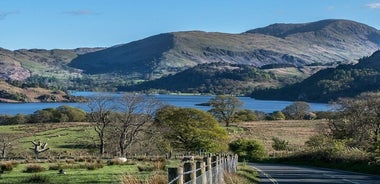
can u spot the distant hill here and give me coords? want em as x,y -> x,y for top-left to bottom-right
251,50 -> 380,102
120,62 -> 318,95
70,19 -> 380,79
0,47 -> 103,81
0,80 -> 85,103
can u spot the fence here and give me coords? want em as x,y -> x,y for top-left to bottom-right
167,154 -> 238,184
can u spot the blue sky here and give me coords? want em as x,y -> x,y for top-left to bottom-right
0,0 -> 379,50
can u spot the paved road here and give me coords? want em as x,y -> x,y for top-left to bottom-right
250,163 -> 380,184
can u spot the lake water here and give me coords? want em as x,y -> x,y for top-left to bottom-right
0,92 -> 332,115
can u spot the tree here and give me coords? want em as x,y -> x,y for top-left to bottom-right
155,106 -> 228,152
234,109 -> 257,122
329,92 -> 380,150
282,101 -> 310,119
87,95 -> 115,156
30,140 -> 49,159
113,93 -> 163,157
208,95 -> 243,126
267,111 -> 286,120
56,105 -> 87,122
0,133 -> 17,158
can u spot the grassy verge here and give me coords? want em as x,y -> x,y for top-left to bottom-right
262,152 -> 380,175
224,163 -> 259,184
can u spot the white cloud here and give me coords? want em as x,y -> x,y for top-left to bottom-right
63,10 -> 98,16
366,3 -> 380,9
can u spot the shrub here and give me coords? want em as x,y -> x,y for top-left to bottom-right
48,164 -> 62,170
272,137 -> 289,151
24,164 -> 45,173
229,139 -> 267,161
137,163 -> 155,172
24,174 -> 50,183
85,162 -> 104,170
0,161 -> 15,171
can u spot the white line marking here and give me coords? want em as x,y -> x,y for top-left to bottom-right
251,166 -> 279,184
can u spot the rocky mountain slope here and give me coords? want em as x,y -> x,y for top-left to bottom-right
70,19 -> 380,79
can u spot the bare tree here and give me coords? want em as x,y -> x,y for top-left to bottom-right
0,133 -> 17,158
113,93 -> 162,157
87,95 -> 115,156
30,140 -> 49,159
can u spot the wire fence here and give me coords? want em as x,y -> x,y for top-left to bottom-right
168,154 -> 238,184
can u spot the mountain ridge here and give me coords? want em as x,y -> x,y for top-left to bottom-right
69,19 -> 380,79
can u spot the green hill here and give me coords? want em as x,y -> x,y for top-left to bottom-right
251,50 -> 380,102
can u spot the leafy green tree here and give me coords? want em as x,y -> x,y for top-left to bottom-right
282,101 -> 310,119
208,95 -> 243,126
56,105 -> 87,122
267,111 -> 286,120
234,109 -> 257,122
29,109 -> 54,123
155,106 -> 228,152
229,139 -> 267,161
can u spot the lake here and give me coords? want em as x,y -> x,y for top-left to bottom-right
0,92 -> 332,115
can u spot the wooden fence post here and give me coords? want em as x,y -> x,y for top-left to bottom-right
206,156 -> 212,184
184,162 -> 196,184
168,167 -> 183,184
200,161 -> 207,184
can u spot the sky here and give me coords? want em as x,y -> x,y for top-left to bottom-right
0,0 -> 379,50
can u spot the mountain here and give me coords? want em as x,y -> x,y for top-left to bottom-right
251,50 -> 380,102
70,19 -> 380,79
0,47 -> 103,81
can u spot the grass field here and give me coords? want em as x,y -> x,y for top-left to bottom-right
231,120 -> 328,152
0,120 -> 324,183
0,160 -> 167,184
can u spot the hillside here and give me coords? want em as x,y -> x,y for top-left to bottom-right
0,80 -> 84,103
251,50 -> 380,102
120,62 -> 319,95
0,47 -> 103,81
70,19 -> 380,79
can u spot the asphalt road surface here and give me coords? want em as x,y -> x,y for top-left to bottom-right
250,163 -> 380,184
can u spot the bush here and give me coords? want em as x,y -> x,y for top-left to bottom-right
24,164 -> 45,173
0,161 -> 15,171
85,161 -> 104,170
137,163 -> 155,172
229,139 -> 267,161
272,137 -> 289,151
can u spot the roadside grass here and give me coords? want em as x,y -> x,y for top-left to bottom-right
224,163 -> 259,184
